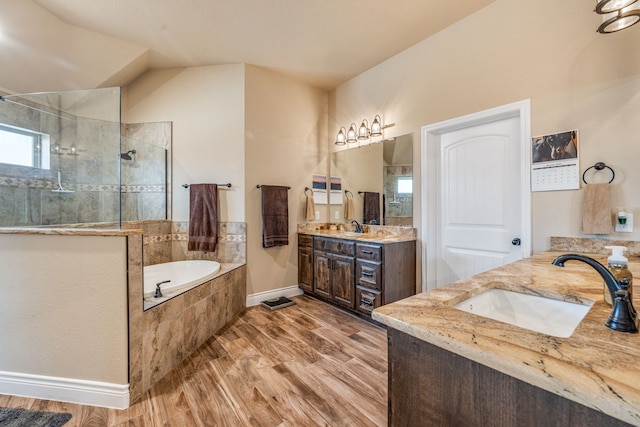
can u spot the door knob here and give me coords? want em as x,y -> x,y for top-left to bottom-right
511,238 -> 521,246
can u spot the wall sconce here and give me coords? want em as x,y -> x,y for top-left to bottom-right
334,115 -> 394,145
346,123 -> 358,143
335,127 -> 347,145
595,0 -> 640,33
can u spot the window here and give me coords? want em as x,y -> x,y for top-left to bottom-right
0,124 -> 50,169
397,177 -> 412,194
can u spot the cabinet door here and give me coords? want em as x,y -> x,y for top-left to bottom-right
313,250 -> 331,299
298,246 -> 313,292
332,254 -> 355,309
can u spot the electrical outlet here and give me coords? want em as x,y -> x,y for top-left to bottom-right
315,211 -> 320,220
335,211 -> 340,219
616,212 -> 633,233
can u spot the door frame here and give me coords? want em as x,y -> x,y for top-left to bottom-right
420,99 -> 532,292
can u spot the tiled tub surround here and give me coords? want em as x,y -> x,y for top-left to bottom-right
373,241 -> 640,425
0,225 -> 247,407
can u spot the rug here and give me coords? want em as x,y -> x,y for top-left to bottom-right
0,407 -> 71,427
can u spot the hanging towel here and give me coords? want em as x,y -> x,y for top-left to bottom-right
261,185 -> 289,248
363,192 -> 381,224
344,194 -> 355,220
188,183 -> 219,252
305,191 -> 316,221
582,183 -> 611,234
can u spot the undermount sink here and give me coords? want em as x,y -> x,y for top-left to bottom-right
453,288 -> 594,338
343,231 -> 365,236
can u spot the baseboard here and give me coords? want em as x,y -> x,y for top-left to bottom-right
0,371 -> 129,409
246,285 -> 303,307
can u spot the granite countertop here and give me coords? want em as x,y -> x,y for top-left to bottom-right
373,251 -> 640,426
299,229 -> 416,244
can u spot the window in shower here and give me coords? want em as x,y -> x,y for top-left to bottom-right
0,124 -> 50,169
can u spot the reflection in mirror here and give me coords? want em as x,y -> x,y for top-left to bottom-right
330,133 -> 412,226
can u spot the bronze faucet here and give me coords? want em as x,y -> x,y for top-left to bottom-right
552,254 -> 638,333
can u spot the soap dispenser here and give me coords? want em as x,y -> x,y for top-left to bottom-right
604,245 -> 633,305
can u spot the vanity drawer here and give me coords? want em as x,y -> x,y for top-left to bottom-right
314,237 -> 355,256
356,243 -> 382,262
356,286 -> 382,315
356,259 -> 382,290
298,234 -> 313,248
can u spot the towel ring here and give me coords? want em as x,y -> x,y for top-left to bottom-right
344,189 -> 353,199
304,187 -> 314,197
582,162 -> 615,184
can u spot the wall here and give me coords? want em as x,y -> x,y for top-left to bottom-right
123,65 -> 246,223
330,0 -> 640,254
0,233 -> 128,384
244,65 -> 328,296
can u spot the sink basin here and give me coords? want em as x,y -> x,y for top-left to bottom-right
453,288 -> 593,338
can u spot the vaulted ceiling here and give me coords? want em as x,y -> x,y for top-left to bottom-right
1,0 -> 495,94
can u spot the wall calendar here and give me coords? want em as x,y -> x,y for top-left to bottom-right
531,129 -> 579,192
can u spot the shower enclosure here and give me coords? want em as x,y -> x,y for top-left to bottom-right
0,87 -> 169,227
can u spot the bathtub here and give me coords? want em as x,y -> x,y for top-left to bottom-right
143,260 -> 221,298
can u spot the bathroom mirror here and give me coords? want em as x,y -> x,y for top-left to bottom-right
330,133 -> 413,226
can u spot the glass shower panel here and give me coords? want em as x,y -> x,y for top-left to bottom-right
0,87 -> 122,227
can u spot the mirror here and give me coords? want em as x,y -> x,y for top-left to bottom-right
330,133 -> 413,226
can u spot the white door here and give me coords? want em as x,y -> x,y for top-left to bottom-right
421,100 -> 531,291
438,117 -> 521,286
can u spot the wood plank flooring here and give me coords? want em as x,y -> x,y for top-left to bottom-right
0,295 -> 388,426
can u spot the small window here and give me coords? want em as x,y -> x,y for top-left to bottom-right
0,124 -> 50,169
397,178 -> 412,194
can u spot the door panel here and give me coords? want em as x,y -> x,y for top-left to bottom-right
438,116 -> 521,287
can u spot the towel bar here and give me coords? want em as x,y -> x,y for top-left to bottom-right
182,183 -> 232,189
257,185 -> 291,189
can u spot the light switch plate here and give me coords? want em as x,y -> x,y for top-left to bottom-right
616,213 -> 633,233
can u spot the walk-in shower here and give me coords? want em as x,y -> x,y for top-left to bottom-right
0,87 -> 169,227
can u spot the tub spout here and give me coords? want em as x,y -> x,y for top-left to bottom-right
552,254 -> 638,333
154,280 -> 170,298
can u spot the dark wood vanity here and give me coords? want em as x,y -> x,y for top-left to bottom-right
298,232 -> 416,319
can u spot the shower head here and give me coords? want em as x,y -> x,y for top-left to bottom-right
120,149 -> 136,160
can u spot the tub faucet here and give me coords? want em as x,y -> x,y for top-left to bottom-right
351,220 -> 363,233
154,280 -> 170,298
552,254 -> 638,333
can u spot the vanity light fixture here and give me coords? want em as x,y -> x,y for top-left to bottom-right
334,115 -> 395,145
595,0 -> 640,33
51,143 -> 80,155
370,115 -> 383,137
335,127 -> 346,145
346,123 -> 358,143
358,119 -> 370,140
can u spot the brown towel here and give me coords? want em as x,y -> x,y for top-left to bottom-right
261,185 -> 289,248
582,183 -> 611,234
344,195 -> 355,220
305,193 -> 316,221
188,184 -> 219,252
363,192 -> 380,225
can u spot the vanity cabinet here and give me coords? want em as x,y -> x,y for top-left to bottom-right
297,234 -> 313,293
313,237 -> 356,309
299,234 -> 416,318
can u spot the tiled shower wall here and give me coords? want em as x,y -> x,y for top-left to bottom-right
384,165 -> 413,226
0,98 -> 120,226
121,122 -> 171,222
123,220 -> 247,265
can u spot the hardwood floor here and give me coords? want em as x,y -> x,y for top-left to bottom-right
0,295 -> 388,426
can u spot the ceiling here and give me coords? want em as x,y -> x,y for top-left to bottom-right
32,0 -> 495,90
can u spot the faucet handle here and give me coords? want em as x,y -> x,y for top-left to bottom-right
606,289 -> 638,333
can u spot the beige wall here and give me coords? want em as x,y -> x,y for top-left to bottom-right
245,64 -> 328,295
0,234 -> 128,383
123,64 -> 328,296
123,65 -> 246,223
331,0 -> 640,254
